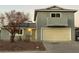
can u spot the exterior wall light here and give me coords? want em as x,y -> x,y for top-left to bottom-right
28,28 -> 32,32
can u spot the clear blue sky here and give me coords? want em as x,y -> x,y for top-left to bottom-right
0,5 -> 79,27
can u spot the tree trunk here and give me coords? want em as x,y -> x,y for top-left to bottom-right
18,36 -> 22,41
10,33 -> 15,42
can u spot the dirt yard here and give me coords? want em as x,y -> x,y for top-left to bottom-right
0,40 -> 45,52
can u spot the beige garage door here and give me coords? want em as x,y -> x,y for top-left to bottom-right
42,28 -> 71,42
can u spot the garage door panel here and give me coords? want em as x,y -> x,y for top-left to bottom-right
42,28 -> 71,42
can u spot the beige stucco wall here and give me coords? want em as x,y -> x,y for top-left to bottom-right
42,27 -> 71,42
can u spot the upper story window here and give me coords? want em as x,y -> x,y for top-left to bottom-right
51,13 -> 55,17
51,13 -> 60,18
56,14 -> 60,17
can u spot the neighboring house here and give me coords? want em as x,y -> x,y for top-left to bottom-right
0,21 -> 36,41
34,6 -> 77,42
75,27 -> 79,41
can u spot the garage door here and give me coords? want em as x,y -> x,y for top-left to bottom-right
42,28 -> 71,42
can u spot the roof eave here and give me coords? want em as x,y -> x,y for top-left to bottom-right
35,10 -> 77,12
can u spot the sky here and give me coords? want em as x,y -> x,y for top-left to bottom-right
0,5 -> 79,27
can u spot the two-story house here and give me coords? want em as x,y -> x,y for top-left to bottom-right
0,6 -> 77,42
34,6 -> 77,42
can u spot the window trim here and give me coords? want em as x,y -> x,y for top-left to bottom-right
50,12 -> 61,18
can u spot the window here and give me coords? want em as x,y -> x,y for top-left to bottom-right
51,14 -> 55,17
16,29 -> 22,34
9,29 -> 24,36
51,13 -> 60,18
56,14 -> 60,17
16,29 -> 24,36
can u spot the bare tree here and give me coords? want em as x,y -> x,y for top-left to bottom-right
0,10 -> 29,42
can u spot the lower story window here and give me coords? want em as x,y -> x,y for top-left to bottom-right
16,29 -> 22,34
16,29 -> 24,36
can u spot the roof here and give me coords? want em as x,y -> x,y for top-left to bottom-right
34,6 -> 77,21
3,23 -> 36,28
35,6 -> 77,12
19,23 -> 36,28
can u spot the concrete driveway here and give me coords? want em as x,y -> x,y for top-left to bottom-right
43,41 -> 79,53
2,41 -> 79,53
24,41 -> 79,53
